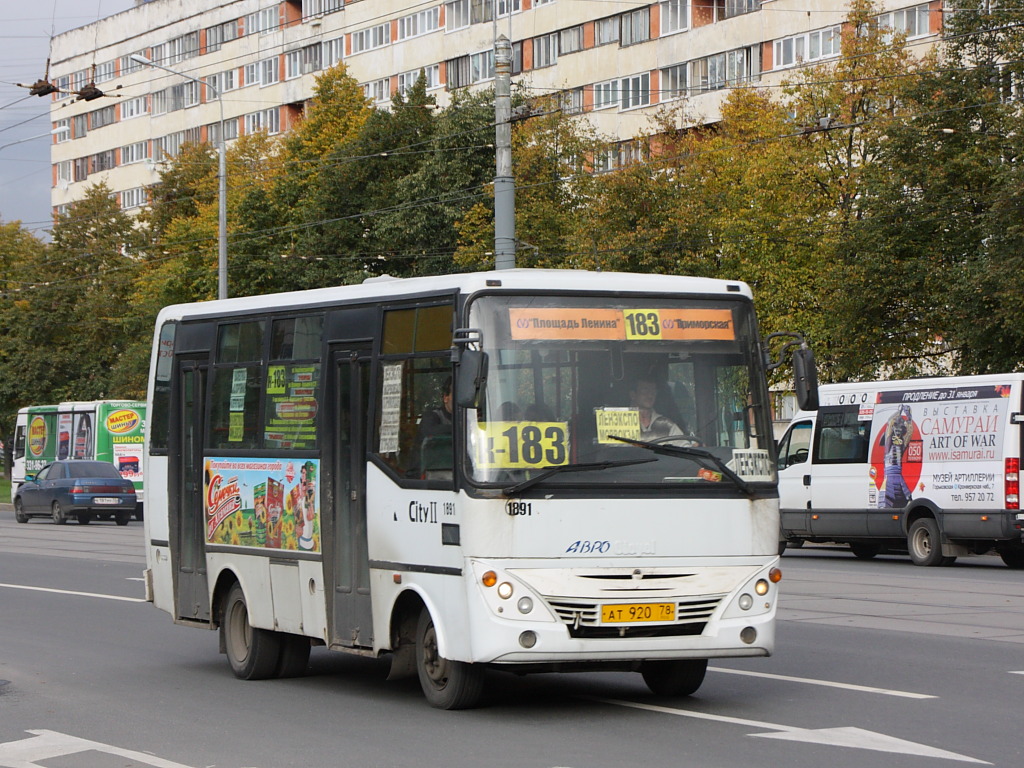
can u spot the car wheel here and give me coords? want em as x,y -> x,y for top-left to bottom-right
14,499 -> 28,524
114,511 -> 131,526
51,501 -> 67,525
77,513 -> 92,525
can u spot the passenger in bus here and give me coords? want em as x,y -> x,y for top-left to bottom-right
524,402 -> 554,422
413,376 -> 454,479
630,377 -> 685,440
498,401 -> 521,420
417,376 -> 453,438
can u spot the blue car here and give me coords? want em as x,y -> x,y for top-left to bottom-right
14,460 -> 137,526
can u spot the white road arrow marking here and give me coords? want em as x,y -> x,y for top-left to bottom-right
0,730 -> 192,768
0,583 -> 145,603
710,666 -> 936,699
594,698 -> 990,764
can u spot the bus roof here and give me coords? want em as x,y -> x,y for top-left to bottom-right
155,269 -> 753,324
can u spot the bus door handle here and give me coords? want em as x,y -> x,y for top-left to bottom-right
803,474 -> 811,486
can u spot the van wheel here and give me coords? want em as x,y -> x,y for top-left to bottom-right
221,582 -> 281,680
850,542 -> 881,560
998,547 -> 1024,569
641,659 -> 708,697
908,518 -> 953,566
415,608 -> 484,709
14,499 -> 28,523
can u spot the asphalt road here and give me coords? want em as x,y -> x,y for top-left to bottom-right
1,511 -> 1022,768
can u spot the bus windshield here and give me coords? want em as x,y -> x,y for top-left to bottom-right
464,294 -> 776,490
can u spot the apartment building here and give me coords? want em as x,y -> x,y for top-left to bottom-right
48,0 -> 942,216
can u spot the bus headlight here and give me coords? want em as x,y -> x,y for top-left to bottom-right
497,582 -> 514,599
517,596 -> 534,614
754,579 -> 770,596
738,594 -> 753,611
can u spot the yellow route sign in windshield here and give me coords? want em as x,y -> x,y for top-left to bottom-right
473,421 -> 569,469
509,308 -> 734,341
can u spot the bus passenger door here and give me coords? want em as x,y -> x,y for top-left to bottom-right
175,358 -> 210,622
328,344 -> 372,648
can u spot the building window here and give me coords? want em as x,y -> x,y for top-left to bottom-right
661,63 -> 687,99
167,32 -> 199,64
121,187 -> 148,210
286,46 -> 322,79
244,108 -> 281,135
121,95 -> 148,119
90,150 -> 115,174
558,87 -> 584,114
620,72 -> 650,110
303,0 -> 344,17
363,78 -> 390,103
595,16 -> 619,46
121,140 -> 150,165
446,0 -> 470,31
260,57 -> 280,86
206,20 -> 239,53
246,8 -> 279,35
620,8 -> 650,47
351,23 -> 390,53
56,160 -> 73,184
72,70 -> 89,91
722,0 -> 759,20
661,0 -> 689,34
322,37 -> 344,67
690,46 -> 759,93
559,26 -> 583,55
55,119 -> 70,142
774,25 -> 841,69
208,70 -> 237,99
243,62 -> 259,86
119,53 -> 145,75
398,7 -> 440,40
89,106 -> 116,130
208,119 -> 239,146
398,65 -> 440,94
593,79 -> 618,109
534,32 -> 558,68
73,157 -> 89,182
72,114 -> 87,138
876,3 -> 931,42
471,49 -> 494,82
94,60 -> 116,83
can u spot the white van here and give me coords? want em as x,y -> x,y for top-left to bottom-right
777,374 -> 1024,567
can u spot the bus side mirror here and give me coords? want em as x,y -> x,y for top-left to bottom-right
793,347 -> 819,412
455,349 -> 488,409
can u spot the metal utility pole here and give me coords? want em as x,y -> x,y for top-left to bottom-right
493,34 -> 515,270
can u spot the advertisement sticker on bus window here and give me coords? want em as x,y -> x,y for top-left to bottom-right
264,363 -> 319,449
379,364 -> 403,454
205,458 -> 321,552
595,408 -> 641,443
471,421 -> 569,469
229,412 -> 245,442
508,308 -> 735,341
28,415 -> 48,457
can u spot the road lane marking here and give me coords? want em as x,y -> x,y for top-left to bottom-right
0,730 -> 192,768
0,582 -> 145,603
593,698 -> 989,763
710,666 -> 937,699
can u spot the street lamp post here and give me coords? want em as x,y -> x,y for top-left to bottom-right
0,126 -> 70,153
130,54 -> 228,300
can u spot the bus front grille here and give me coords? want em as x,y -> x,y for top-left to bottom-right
546,595 -> 724,639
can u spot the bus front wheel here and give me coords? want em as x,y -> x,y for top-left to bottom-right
222,582 -> 281,680
641,659 -> 708,697
415,608 -> 484,709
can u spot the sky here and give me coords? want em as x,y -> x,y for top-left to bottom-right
0,0 -> 136,238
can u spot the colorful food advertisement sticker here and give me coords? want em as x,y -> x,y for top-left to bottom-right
868,385 -> 1010,509
205,458 -> 321,552
28,415 -> 48,458
508,308 -> 735,341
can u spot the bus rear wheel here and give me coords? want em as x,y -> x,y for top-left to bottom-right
641,659 -> 708,697
908,518 -> 955,566
415,608 -> 484,709
222,582 -> 281,680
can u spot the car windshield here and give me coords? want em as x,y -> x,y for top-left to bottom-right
67,462 -> 122,479
463,294 -> 776,491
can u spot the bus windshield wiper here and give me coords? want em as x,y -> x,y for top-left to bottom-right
607,435 -> 755,496
503,458 -> 657,496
